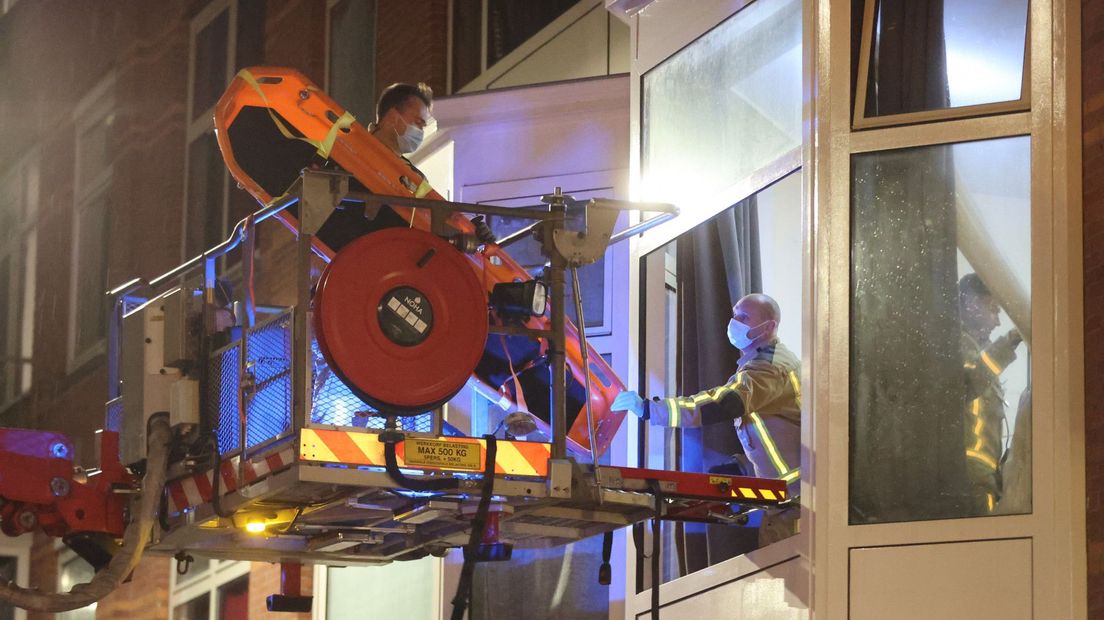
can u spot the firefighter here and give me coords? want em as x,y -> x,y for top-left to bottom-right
368,82 -> 434,157
958,273 -> 1022,514
612,293 -> 800,544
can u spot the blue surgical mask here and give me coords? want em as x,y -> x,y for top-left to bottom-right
727,318 -> 756,349
397,119 -> 424,154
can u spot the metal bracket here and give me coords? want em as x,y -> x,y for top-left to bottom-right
548,458 -> 574,499
300,170 -> 349,236
551,198 -> 623,267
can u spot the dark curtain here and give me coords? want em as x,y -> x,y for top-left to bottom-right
863,0 -> 950,117
674,196 -> 761,572
849,0 -> 969,523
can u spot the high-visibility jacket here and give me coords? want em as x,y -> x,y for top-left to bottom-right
962,332 -> 1017,513
646,340 -> 801,494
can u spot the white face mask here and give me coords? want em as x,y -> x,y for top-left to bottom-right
396,118 -> 424,154
727,318 -> 757,349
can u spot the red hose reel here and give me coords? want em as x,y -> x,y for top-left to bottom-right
313,228 -> 489,414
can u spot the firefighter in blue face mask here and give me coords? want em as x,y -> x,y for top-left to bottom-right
612,293 -> 801,544
958,273 -> 1022,514
369,82 -> 434,158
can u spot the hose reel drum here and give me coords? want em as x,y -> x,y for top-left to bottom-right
313,228 -> 489,415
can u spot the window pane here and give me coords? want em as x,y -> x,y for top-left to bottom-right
77,110 -> 114,189
75,195 -> 109,355
193,9 -> 229,119
217,575 -> 248,619
642,0 -> 801,206
329,0 -> 376,122
639,172 -> 803,586
186,132 -> 226,258
173,593 -> 210,620
0,555 -> 16,620
451,0 -> 482,91
850,136 -> 1031,524
860,0 -> 1028,118
328,560 -> 435,619
58,556 -> 95,620
486,0 -> 577,66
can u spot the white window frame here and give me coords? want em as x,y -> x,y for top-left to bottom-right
181,0 -> 238,262
67,74 -> 116,372
168,557 -> 250,619
0,152 -> 38,411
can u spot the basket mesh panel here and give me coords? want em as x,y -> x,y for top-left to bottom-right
310,338 -> 434,433
212,343 -> 242,454
245,314 -> 293,448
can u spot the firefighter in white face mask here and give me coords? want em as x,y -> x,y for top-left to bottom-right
612,293 -> 801,544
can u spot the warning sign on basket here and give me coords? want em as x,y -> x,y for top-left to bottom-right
404,438 -> 481,471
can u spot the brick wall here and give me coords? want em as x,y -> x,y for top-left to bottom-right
0,0 -> 449,617
1084,0 -> 1104,614
375,0 -> 450,98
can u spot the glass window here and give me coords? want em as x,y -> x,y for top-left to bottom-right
57,554 -> 95,620
641,0 -> 802,206
0,555 -> 17,620
192,8 -> 229,120
854,0 -> 1029,124
327,559 -> 435,619
328,0 -> 377,123
73,194 -> 109,356
185,131 -> 226,259
216,575 -> 248,618
450,0 -> 580,93
850,135 -> 1031,524
170,558 -> 249,620
70,77 -> 114,368
638,172 -> 803,587
486,0 -> 578,65
173,594 -> 210,620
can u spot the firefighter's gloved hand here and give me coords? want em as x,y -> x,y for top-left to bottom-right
612,391 -> 645,418
985,330 -> 1021,372
471,215 -> 496,244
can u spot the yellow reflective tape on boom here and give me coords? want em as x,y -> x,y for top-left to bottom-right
782,468 -> 800,482
749,412 -> 791,478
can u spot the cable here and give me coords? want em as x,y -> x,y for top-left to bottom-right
0,413 -> 172,612
382,437 -> 455,492
450,435 -> 498,620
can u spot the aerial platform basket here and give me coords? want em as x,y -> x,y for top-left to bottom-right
101,169 -> 789,567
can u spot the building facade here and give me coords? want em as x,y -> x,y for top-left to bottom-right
0,0 -> 1100,618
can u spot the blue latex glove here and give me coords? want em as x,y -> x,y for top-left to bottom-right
611,390 -> 645,418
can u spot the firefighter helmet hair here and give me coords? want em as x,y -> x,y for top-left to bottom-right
958,272 -> 992,304
375,82 -> 433,122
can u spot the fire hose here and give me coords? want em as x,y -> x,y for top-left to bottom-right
0,413 -> 171,612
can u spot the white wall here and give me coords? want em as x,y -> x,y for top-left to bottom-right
757,172 -> 803,359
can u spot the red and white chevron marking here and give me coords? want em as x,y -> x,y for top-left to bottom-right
166,446 -> 296,515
